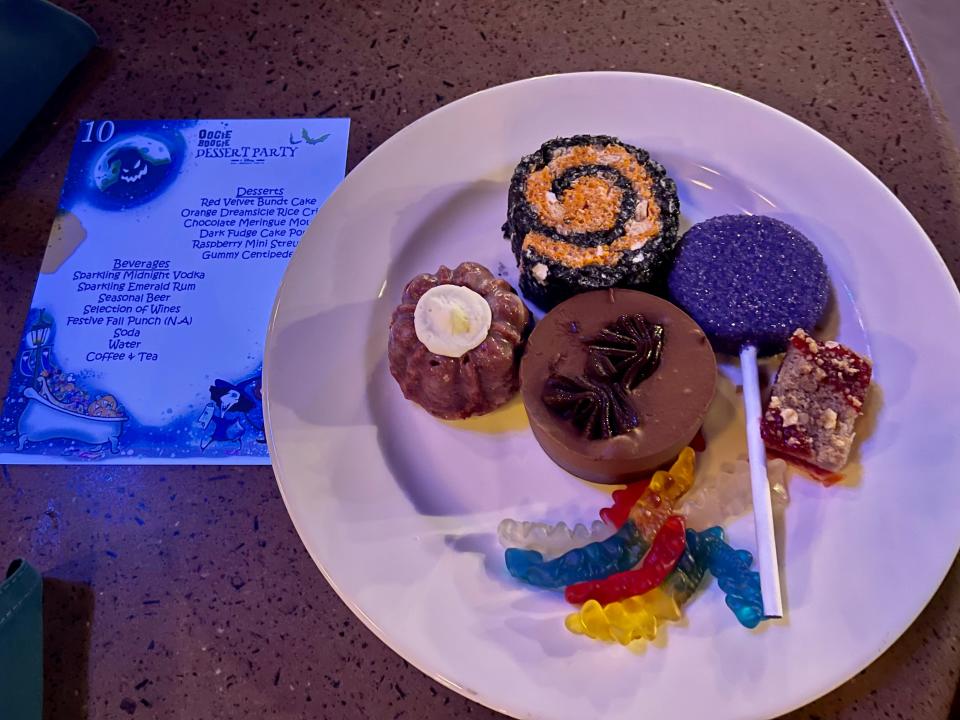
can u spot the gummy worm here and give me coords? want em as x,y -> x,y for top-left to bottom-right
664,528 -> 710,606
504,520 -> 649,589
646,447 -> 696,505
564,528 -> 712,645
627,447 -> 696,541
598,448 -> 696,532
598,477 -> 651,528
565,515 -> 687,605
497,519 -> 615,560
679,457 -> 789,530
564,589 -> 680,645
698,526 -> 767,629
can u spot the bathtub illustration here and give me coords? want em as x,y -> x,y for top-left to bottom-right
16,380 -> 126,453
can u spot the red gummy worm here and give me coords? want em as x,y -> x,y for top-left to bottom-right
565,515 -> 687,605
598,476 -> 652,528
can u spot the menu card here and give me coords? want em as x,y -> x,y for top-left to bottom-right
0,118 -> 349,463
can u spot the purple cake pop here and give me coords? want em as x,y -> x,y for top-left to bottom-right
667,215 -> 829,357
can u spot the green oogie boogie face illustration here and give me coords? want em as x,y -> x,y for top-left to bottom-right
90,134 -> 182,208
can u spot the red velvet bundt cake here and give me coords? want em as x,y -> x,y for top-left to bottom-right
389,262 -> 532,419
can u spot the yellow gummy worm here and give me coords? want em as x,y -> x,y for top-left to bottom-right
648,447 -> 696,503
564,588 -> 683,645
629,447 -> 697,540
649,448 -> 696,503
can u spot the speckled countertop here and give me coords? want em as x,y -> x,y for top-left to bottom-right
1,1 -> 959,718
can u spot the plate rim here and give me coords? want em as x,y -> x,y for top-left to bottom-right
263,70 -> 960,720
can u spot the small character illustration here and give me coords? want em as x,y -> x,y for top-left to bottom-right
94,138 -> 171,191
236,376 -> 266,443
90,133 -> 179,209
87,395 -> 122,418
107,146 -> 150,184
198,379 -> 256,452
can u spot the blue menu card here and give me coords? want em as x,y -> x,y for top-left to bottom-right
0,118 -> 349,463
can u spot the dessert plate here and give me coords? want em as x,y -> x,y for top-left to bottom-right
263,72 -> 960,720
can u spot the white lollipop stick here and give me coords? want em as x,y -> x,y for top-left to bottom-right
740,344 -> 783,619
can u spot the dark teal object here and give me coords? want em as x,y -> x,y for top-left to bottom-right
698,526 -> 767,628
0,559 -> 43,720
0,0 -> 97,158
660,528 -> 711,605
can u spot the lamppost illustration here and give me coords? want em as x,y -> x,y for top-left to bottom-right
19,311 -> 53,391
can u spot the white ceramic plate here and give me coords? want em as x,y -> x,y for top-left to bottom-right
263,73 -> 960,720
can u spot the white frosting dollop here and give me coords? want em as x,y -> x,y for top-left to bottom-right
414,284 -> 492,358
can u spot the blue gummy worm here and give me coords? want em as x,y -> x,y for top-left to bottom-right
504,521 -> 648,589
699,526 -> 768,629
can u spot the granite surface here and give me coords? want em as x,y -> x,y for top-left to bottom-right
1,0 -> 960,718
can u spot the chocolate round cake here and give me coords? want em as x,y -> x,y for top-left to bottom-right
389,262 -> 532,419
520,289 -> 717,484
503,135 -> 680,310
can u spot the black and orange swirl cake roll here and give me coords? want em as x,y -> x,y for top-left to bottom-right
503,135 -> 680,310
